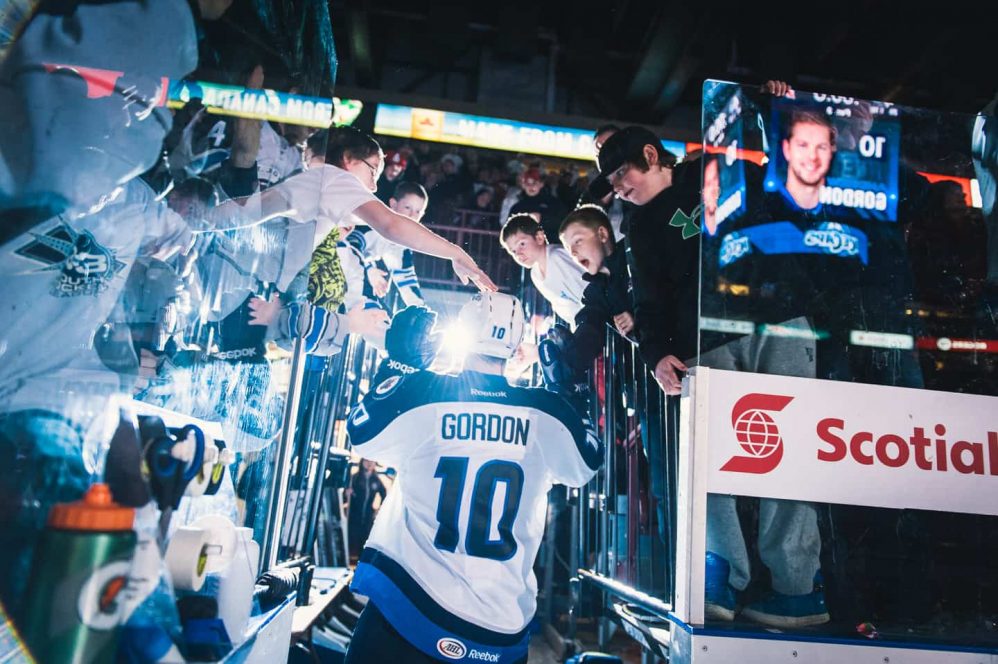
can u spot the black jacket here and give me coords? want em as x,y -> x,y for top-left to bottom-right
626,159 -> 702,367
567,240 -> 633,373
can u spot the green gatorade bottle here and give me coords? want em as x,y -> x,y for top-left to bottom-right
20,483 -> 137,664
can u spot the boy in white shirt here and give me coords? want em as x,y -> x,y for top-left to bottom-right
500,213 -> 586,328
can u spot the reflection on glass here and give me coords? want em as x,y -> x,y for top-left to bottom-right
701,81 -> 995,395
0,0 -> 340,630
699,80 -> 997,644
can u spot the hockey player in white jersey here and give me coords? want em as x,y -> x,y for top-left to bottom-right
344,293 -> 602,663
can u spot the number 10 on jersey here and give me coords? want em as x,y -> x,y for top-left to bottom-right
433,457 -> 524,561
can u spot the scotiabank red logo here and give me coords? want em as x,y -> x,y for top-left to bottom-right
720,393 -> 794,474
817,420 -> 998,475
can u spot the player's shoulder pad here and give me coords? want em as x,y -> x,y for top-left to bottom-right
522,386 -> 602,471
497,383 -> 582,431
347,369 -> 446,443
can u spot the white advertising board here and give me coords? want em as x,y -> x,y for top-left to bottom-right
701,369 -> 998,515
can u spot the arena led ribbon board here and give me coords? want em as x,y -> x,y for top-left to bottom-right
374,103 -> 687,162
167,80 -> 362,128
25,66 -> 361,129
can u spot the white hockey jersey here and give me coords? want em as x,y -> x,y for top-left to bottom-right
347,368 -> 601,663
530,244 -> 587,328
336,236 -> 369,311
256,122 -> 304,189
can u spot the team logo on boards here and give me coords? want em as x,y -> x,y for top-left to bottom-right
720,393 -> 794,474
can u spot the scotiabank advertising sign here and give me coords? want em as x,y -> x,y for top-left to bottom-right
701,369 -> 998,516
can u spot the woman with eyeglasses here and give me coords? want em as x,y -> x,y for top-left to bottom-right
209,126 -> 497,292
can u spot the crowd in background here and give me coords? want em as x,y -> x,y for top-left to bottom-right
372,140 -> 595,229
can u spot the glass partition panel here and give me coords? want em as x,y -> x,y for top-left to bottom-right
700,79 -> 996,394
0,1 -> 337,631
698,80 -> 997,646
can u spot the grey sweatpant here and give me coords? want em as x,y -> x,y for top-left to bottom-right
707,495 -> 820,595
698,317 -> 821,595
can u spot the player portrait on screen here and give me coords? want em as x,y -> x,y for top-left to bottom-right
702,155 -> 722,236
780,109 -> 836,210
764,95 -> 900,222
701,85 -> 752,238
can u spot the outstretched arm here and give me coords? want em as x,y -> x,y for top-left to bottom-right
353,200 -> 497,292
201,184 -> 302,232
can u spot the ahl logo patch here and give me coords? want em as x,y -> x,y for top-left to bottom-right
436,637 -> 467,660
373,375 -> 402,398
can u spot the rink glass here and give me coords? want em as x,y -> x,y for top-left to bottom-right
697,80 -> 997,644
0,1 -> 340,626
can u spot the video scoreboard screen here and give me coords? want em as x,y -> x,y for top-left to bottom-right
701,83 -> 903,241
763,93 -> 901,222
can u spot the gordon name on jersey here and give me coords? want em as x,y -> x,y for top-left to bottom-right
347,369 -> 596,474
440,411 -> 530,447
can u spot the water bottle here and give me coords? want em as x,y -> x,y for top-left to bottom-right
215,527 -> 260,645
20,483 -> 137,664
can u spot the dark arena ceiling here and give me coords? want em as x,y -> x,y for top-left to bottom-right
203,0 -> 997,138
330,0 -> 997,132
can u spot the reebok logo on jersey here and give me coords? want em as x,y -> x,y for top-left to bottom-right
212,348 -> 258,360
468,649 -> 500,662
436,638 -> 466,659
470,388 -> 508,398
387,359 -> 418,374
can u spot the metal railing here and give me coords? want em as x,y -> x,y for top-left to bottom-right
272,334 -> 381,568
575,329 -> 680,637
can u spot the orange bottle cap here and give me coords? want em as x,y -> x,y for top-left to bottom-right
47,483 -> 135,531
